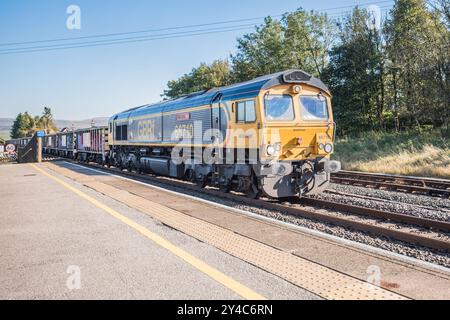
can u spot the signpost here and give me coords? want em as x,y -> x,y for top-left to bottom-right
36,131 -> 45,138
5,144 -> 15,153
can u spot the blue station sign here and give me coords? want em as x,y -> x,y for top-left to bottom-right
36,131 -> 45,138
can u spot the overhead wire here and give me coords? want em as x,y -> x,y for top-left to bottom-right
0,0 -> 395,55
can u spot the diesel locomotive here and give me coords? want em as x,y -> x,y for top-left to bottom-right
41,69 -> 341,198
107,70 -> 340,198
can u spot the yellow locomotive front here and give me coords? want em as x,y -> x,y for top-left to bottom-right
254,71 -> 341,198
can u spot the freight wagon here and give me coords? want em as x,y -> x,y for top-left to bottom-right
42,134 -> 57,155
75,126 -> 109,163
55,131 -> 75,158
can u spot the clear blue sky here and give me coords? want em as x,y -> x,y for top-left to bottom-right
0,0 -> 394,120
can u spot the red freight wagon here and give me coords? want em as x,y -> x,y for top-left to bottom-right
75,126 -> 109,163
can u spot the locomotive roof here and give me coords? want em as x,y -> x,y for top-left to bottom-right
111,69 -> 329,121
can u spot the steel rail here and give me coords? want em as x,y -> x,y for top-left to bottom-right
332,171 -> 450,198
300,198 -> 450,233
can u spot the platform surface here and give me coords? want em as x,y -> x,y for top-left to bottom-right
0,163 -> 315,299
1,162 -> 450,300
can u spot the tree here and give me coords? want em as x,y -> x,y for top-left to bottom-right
161,3 -> 448,135
163,60 -> 232,99
231,17 -> 286,82
428,1 -> 450,130
429,0 -> 450,27
9,107 -> 58,139
384,0 -> 448,130
36,107 -> 58,133
283,9 -> 334,78
231,9 -> 334,82
324,8 -> 386,135
10,112 -> 35,139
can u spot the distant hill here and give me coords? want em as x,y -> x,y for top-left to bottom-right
0,117 -> 109,140
52,117 -> 110,130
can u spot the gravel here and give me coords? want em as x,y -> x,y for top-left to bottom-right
311,189 -> 450,222
329,183 -> 450,211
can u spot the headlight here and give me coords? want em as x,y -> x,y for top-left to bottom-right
266,145 -> 276,156
324,143 -> 333,153
275,143 -> 282,152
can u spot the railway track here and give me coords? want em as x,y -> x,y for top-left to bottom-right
47,157 -> 450,254
324,189 -> 450,214
331,170 -> 450,198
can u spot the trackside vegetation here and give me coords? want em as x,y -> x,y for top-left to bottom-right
9,107 -> 58,139
164,0 -> 449,136
162,1 -> 449,177
333,129 -> 450,178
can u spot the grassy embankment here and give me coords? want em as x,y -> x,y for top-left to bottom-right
333,129 -> 450,179
0,131 -> 9,141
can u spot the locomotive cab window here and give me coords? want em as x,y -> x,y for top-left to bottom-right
122,124 -> 128,140
264,94 -> 295,121
300,95 -> 329,121
115,124 -> 128,141
115,124 -> 121,140
236,100 -> 256,123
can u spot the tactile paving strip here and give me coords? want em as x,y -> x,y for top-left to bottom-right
43,162 -> 408,300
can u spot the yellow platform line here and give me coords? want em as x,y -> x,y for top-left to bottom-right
30,164 -> 266,300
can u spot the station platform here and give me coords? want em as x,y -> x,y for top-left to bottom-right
1,161 -> 450,300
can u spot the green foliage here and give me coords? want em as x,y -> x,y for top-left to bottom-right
10,112 -> 35,139
163,60 -> 232,99
231,9 -> 333,82
324,8 -> 385,136
164,8 -> 334,98
230,17 -> 287,81
384,0 -> 449,130
162,3 -> 449,136
36,107 -> 58,133
10,108 -> 58,139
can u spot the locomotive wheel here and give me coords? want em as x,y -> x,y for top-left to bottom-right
195,174 -> 208,188
246,177 -> 261,199
195,178 -> 207,188
219,182 -> 231,193
185,169 -> 195,183
246,184 -> 260,199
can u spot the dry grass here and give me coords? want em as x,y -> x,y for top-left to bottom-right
344,145 -> 450,179
0,131 -> 9,141
333,130 -> 450,179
